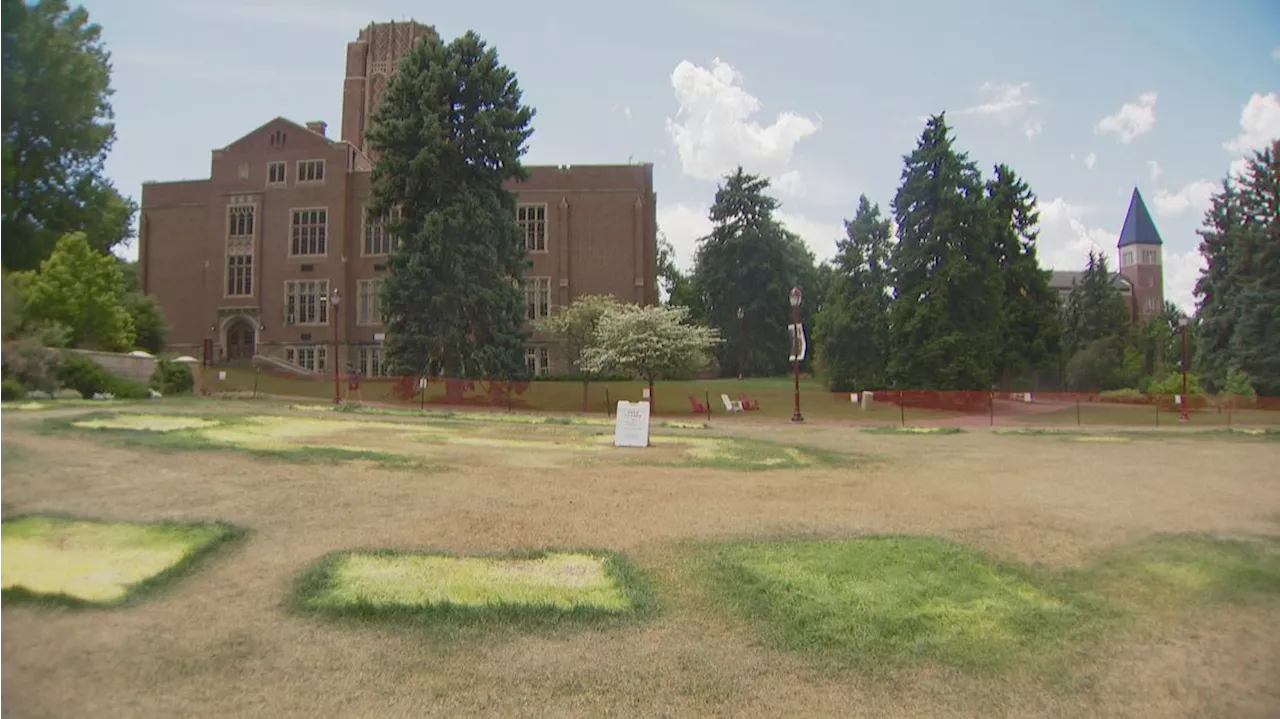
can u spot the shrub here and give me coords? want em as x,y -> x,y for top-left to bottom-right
1223,368 -> 1257,407
1147,371 -> 1208,411
149,358 -> 194,395
109,377 -> 150,399
2,377 -> 23,400
1097,388 -> 1153,405
1,339 -> 62,394
57,353 -> 114,398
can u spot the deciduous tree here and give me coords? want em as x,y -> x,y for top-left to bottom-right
580,304 -> 720,407
366,29 -> 535,381
21,232 -> 134,350
536,294 -> 621,410
2,0 -> 135,270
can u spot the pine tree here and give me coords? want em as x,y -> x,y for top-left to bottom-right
691,167 -> 814,377
366,30 -> 535,380
1062,250 -> 1128,352
1193,179 -> 1241,391
814,195 -> 891,391
1226,140 -> 1280,395
985,164 -> 1061,387
888,114 -> 1001,389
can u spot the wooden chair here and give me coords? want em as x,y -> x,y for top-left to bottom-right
738,393 -> 760,411
688,394 -> 708,414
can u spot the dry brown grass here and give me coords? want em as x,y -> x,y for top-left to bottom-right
2,405 -> 1279,718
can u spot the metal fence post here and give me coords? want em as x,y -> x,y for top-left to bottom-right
989,392 -> 994,427
1155,401 -> 1159,427
705,390 -> 712,421
252,368 -> 260,400
1076,399 -> 1081,427
606,389 -> 612,417
899,392 -> 905,427
420,378 -> 426,412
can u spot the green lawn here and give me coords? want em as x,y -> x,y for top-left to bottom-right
706,533 -> 1280,676
1021,403 -> 1280,428
208,368 -> 953,422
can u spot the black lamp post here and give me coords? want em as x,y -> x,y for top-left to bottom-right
789,287 -> 804,423
1179,315 -> 1189,422
736,306 -> 745,380
330,288 -> 341,404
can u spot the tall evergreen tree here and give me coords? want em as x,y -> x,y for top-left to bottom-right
1062,250 -> 1128,352
1226,140 -> 1280,395
888,114 -> 1001,389
691,167 -> 815,377
366,30 -> 535,380
1193,179 -> 1242,390
985,164 -> 1061,386
814,195 -> 891,391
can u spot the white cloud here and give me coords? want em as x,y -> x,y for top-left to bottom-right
1223,92 -> 1280,177
1163,250 -> 1206,314
1147,160 -> 1162,182
1095,92 -> 1158,143
665,58 -> 820,185
957,82 -> 1039,121
775,170 -> 805,199
1083,152 -> 1097,169
1024,120 -> 1043,139
657,203 -> 712,272
1273,46 -> 1280,61
776,211 -> 844,264
613,104 -> 633,121
1037,198 -> 1113,272
177,0 -> 370,30
1152,180 -> 1216,218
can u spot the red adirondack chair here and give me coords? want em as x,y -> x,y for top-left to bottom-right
739,393 -> 761,411
688,395 -> 708,414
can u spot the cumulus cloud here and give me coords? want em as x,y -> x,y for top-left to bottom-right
1152,180 -> 1216,218
1147,160 -> 1161,182
1223,92 -> 1280,177
1083,152 -> 1097,170
1095,92 -> 1158,143
1273,46 -> 1280,61
776,211 -> 844,265
1024,120 -> 1043,139
665,58 -> 820,185
1036,198 -> 1113,272
613,104 -> 633,121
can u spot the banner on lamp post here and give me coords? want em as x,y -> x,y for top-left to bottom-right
787,323 -> 807,362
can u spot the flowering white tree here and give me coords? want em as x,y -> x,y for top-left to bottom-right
581,304 -> 721,408
536,294 -> 622,411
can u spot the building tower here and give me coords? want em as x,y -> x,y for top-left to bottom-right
340,21 -> 437,157
1116,187 -> 1165,323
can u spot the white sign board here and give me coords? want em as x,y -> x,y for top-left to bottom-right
614,400 -> 651,448
217,371 -> 227,381
374,332 -> 385,343
787,323 -> 808,362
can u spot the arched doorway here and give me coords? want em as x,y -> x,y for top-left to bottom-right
225,319 -> 256,362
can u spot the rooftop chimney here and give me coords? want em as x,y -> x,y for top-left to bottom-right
306,121 -> 328,137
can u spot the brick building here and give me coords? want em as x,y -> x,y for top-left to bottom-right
1047,187 -> 1165,323
138,21 -> 657,377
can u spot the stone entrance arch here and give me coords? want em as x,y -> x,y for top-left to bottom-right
224,318 -> 257,362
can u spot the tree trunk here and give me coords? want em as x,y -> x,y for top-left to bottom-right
647,376 -> 655,415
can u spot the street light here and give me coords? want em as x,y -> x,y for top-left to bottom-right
330,288 -> 342,404
789,287 -> 804,423
1178,315 -> 1189,422
736,306 -> 745,380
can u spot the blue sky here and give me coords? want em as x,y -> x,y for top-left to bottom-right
93,0 -> 1279,311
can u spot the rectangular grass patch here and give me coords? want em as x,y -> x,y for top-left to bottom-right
1,514 -> 242,607
296,549 -> 652,625
709,536 -> 1103,673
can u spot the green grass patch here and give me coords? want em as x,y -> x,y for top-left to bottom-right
294,548 -> 655,630
1,513 -> 243,608
588,433 -> 848,471
861,425 -> 966,435
43,412 -> 442,471
707,536 -> 1106,674
1087,533 -> 1280,608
